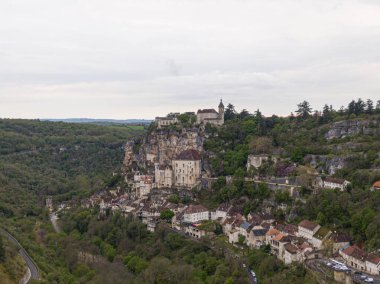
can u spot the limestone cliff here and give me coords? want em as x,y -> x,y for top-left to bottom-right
325,119 -> 380,140
123,128 -> 205,174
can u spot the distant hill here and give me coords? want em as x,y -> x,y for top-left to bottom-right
42,118 -> 153,125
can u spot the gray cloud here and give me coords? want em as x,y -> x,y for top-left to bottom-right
0,0 -> 380,119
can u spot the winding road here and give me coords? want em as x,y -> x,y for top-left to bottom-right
0,228 -> 40,283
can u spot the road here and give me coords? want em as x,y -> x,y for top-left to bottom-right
0,228 -> 40,282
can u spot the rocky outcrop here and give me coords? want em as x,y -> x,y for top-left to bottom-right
325,119 -> 379,140
305,154 -> 349,175
124,128 -> 205,174
143,128 -> 204,164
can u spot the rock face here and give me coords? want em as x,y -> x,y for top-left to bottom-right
143,129 -> 204,165
124,128 -> 205,174
306,154 -> 348,175
325,119 -> 379,140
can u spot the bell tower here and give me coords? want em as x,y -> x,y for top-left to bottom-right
218,99 -> 224,124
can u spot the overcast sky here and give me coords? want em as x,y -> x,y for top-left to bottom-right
1,0 -> 380,119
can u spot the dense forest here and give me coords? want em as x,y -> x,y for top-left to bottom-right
0,119 -> 144,283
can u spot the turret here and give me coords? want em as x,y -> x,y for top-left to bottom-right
218,99 -> 225,123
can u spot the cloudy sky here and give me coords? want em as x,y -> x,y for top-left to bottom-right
1,0 -> 380,119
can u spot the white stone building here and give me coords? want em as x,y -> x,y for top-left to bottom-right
172,149 -> 201,188
196,100 -> 224,126
183,204 -> 209,223
298,220 -> 321,242
318,177 -> 350,191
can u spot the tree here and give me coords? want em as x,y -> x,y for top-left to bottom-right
366,99 -> 374,114
224,104 -> 236,121
249,137 -> 273,154
160,209 -> 174,221
0,235 -> 5,262
348,100 -> 356,115
295,101 -> 312,119
239,109 -> 250,119
354,98 -> 366,115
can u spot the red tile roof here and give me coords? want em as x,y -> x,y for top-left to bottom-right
372,181 -> 380,188
342,246 -> 366,261
366,254 -> 380,265
325,177 -> 345,184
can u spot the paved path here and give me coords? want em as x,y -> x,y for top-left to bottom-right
0,228 -> 40,282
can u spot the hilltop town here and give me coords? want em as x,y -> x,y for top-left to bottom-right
76,99 -> 380,283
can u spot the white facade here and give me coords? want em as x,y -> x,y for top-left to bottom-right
298,221 -> 320,242
183,205 -> 209,223
365,260 -> 380,276
319,177 -> 350,191
172,159 -> 201,188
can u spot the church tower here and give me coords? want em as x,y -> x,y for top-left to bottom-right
218,99 -> 225,125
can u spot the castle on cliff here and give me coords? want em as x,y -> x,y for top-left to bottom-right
155,100 -> 224,128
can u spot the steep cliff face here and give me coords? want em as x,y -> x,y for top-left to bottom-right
123,128 -> 205,173
325,119 -> 380,140
142,129 -> 204,164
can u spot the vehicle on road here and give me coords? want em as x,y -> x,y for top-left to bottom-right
364,278 -> 374,283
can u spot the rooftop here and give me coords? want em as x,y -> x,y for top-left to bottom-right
325,177 -> 346,184
284,243 -> 298,254
342,246 -> 367,261
197,109 -> 218,114
175,149 -> 201,161
299,220 -> 319,231
184,204 -> 208,214
372,181 -> 380,188
330,233 -> 352,243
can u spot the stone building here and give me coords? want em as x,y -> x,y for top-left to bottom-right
317,177 -> 350,191
196,100 -> 224,126
183,204 -> 209,223
155,116 -> 178,129
154,163 -> 173,188
133,173 -> 153,197
246,154 -> 278,169
172,149 -> 201,188
298,220 -> 321,242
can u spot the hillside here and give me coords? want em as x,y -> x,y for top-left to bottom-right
0,119 -> 145,282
